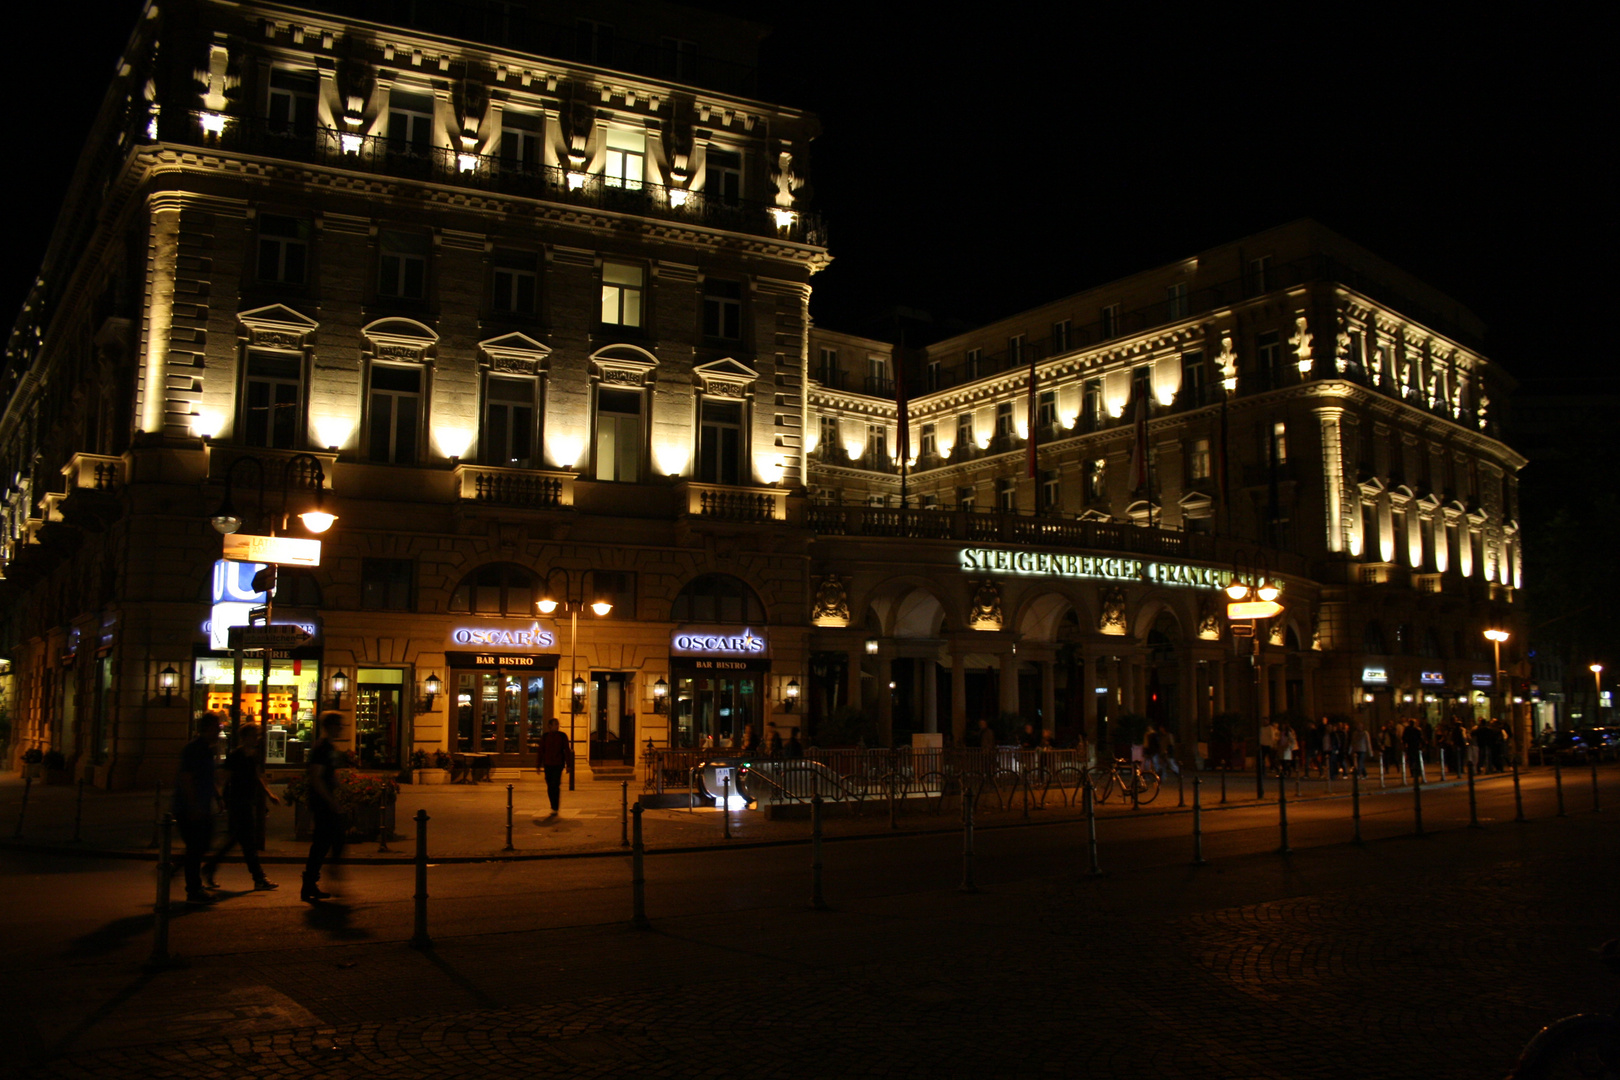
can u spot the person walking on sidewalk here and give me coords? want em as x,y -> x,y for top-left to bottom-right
536,717 -> 572,814
302,712 -> 346,903
203,722 -> 280,892
173,713 -> 223,905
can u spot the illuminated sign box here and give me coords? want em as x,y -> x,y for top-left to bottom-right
1471,673 -> 1495,688
1227,600 -> 1283,620
222,534 -> 321,567
445,622 -> 557,650
1362,667 -> 1390,685
671,627 -> 769,657
1420,671 -> 1445,686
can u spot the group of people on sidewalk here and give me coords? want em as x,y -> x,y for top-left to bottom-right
172,710 -> 348,906
1256,715 -> 1515,782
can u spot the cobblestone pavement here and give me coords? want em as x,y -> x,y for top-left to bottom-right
3,791 -> 1616,1080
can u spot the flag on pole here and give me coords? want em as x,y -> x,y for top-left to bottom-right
1026,352 -> 1039,480
1128,392 -> 1149,491
894,353 -> 909,472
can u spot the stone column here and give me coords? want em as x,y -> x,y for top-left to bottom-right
998,651 -> 1019,717
921,658 -> 939,734
1315,405 -> 1348,554
951,649 -> 967,747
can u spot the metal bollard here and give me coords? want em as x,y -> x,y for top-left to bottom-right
148,783 -> 163,848
411,809 -> 431,950
1177,767 -> 1185,808
1352,772 -> 1363,845
1131,768 -> 1140,812
12,774 -> 31,839
72,778 -> 85,843
1593,759 -> 1603,813
1468,762 -> 1482,828
810,793 -> 827,910
959,784 -> 977,893
631,802 -> 649,929
1413,771 -> 1424,837
1277,778 -> 1291,855
1400,754 -> 1408,787
1513,759 -> 1526,822
503,784 -> 515,852
621,781 -> 630,847
1084,780 -> 1102,877
147,814 -> 175,970
1379,757 -> 1387,790
1192,775 -> 1205,866
688,767 -> 696,813
1554,758 -> 1566,818
722,776 -> 732,840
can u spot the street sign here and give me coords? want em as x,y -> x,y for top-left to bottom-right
228,624 -> 312,649
221,533 -> 321,567
1227,600 -> 1283,620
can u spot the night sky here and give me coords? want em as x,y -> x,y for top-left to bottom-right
5,3 -> 1608,384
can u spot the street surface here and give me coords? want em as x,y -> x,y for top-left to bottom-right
1,768 -> 1616,1078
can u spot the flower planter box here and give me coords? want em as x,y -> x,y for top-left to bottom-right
292,797 -> 397,842
411,768 -> 451,785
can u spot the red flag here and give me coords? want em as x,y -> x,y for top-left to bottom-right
1129,392 -> 1149,491
1026,353 -> 1038,480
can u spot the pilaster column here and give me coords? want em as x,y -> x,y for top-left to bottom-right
1315,405 -> 1348,554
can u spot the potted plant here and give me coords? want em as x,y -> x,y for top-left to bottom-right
286,770 -> 399,841
43,749 -> 71,785
21,746 -> 43,780
409,748 -> 452,785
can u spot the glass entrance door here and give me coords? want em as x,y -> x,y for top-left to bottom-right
673,673 -> 760,750
456,671 -> 549,764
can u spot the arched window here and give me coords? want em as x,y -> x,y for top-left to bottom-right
671,573 -> 764,624
450,563 -> 536,616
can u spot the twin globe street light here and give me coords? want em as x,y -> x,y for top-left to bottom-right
537,578 -> 612,791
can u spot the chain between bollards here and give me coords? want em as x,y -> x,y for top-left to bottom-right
147,783 -> 162,848
1084,778 -> 1102,877
1592,758 -> 1603,813
12,774 -> 32,839
411,809 -> 431,950
71,777 -> 85,843
147,814 -> 175,970
1554,758 -> 1566,817
958,783 -> 977,893
810,792 -> 827,910
722,775 -> 732,840
1412,771 -> 1425,836
1467,762 -> 1482,828
1351,772 -> 1363,844
1277,776 -> 1291,855
503,784 -> 515,852
1512,759 -> 1526,822
630,801 -> 649,929
1191,775 -> 1205,865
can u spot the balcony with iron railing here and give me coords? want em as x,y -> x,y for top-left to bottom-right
169,113 -> 825,247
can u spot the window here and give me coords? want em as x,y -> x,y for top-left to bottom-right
926,360 -> 942,391
864,423 -> 888,468
1256,331 -> 1281,386
256,214 -> 307,285
705,148 -> 741,206
1249,255 -> 1272,295
1271,421 -> 1288,464
368,364 -> 422,464
587,570 -> 636,619
1051,320 -> 1070,353
818,415 -> 840,457
1084,379 -> 1103,428
594,387 -> 642,481
702,279 -> 742,339
450,563 -> 535,615
1181,351 -> 1205,406
378,230 -> 429,300
866,355 -> 890,395
576,18 -> 614,63
957,486 -> 976,510
267,69 -> 317,133
997,478 -> 1017,511
604,127 -> 645,190
816,347 -> 838,384
920,423 -> 936,457
1008,334 -> 1026,364
671,573 -> 765,623
956,413 -> 973,451
1086,458 -> 1106,501
965,348 -> 981,378
1037,390 -> 1057,429
600,262 -> 644,327
659,37 -> 698,81
482,376 -> 535,467
920,494 -> 938,509
1166,282 -> 1188,320
1040,469 -> 1060,512
491,249 -> 537,315
697,399 -> 743,484
995,402 -> 1014,439
1188,437 -> 1211,481
1100,304 -> 1119,340
386,90 -> 434,155
1130,366 -> 1151,406
243,350 -> 302,449
866,494 -> 888,508
499,110 -> 542,172
361,558 -> 413,611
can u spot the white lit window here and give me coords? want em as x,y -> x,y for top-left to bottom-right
604,128 -> 645,190
1189,437 -> 1211,481
818,415 -> 840,456
601,262 -> 644,326
1272,422 -> 1288,464
920,424 -> 937,456
594,387 -> 642,481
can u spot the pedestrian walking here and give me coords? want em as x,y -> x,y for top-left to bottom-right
173,713 -> 223,905
1350,720 -> 1372,778
202,722 -> 281,891
536,717 -> 573,814
785,727 -> 804,759
1261,720 -> 1277,771
767,724 -> 783,758
1402,719 -> 1427,781
302,711 -> 347,903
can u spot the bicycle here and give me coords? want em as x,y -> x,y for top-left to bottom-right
1087,759 -> 1161,805
1505,939 -> 1620,1079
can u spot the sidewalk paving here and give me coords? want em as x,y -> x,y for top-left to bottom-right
0,762 -> 1549,863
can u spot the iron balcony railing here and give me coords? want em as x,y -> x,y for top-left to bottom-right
173,113 -> 825,247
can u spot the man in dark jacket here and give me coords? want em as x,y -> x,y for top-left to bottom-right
203,722 -> 280,891
174,713 -> 223,905
536,717 -> 572,813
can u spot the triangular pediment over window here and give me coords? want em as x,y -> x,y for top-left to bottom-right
1179,490 -> 1214,520
238,304 -> 318,347
480,333 -> 551,375
694,357 -> 758,396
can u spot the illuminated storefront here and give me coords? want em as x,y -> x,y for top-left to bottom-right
446,620 -> 560,766
670,627 -> 770,749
